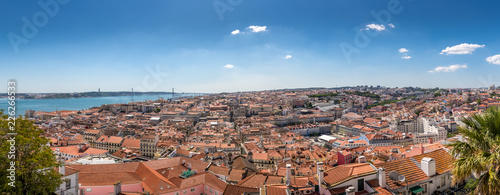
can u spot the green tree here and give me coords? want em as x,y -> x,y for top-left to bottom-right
0,111 -> 62,194
464,178 -> 479,194
449,107 -> 500,194
434,92 -> 441,97
415,110 -> 422,116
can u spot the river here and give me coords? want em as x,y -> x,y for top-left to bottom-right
0,94 -> 194,115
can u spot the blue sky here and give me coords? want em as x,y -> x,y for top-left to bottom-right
1,0 -> 500,93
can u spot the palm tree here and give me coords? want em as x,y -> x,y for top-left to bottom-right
449,106 -> 500,194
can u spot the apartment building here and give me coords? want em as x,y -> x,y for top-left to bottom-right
140,134 -> 159,158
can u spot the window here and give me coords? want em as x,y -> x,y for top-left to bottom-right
441,177 -> 446,187
358,178 -> 365,191
205,186 -> 208,190
175,193 -> 179,195
66,179 -> 71,189
210,189 -> 213,193
191,188 -> 196,192
184,190 -> 187,194
422,183 -> 428,193
215,192 -> 218,195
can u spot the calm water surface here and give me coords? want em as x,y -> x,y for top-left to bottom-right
0,94 -> 193,115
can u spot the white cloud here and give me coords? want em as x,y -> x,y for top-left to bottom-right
224,64 -> 234,69
284,55 -> 292,59
440,43 -> 485,55
231,30 -> 240,35
365,24 -> 386,31
247,25 -> 267,33
428,64 -> 467,73
399,48 -> 408,53
486,54 -> 500,65
388,23 -> 395,28
401,55 -> 412,59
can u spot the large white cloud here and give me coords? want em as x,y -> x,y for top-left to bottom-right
399,48 -> 408,53
365,24 -> 386,31
224,64 -> 234,69
231,30 -> 240,35
247,25 -> 267,33
486,54 -> 500,65
428,64 -> 467,73
440,43 -> 485,55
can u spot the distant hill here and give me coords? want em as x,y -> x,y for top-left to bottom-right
3,91 -> 177,99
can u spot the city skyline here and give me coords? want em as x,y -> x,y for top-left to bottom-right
1,0 -> 500,93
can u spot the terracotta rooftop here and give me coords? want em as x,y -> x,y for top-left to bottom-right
208,165 -> 231,176
411,148 -> 452,175
238,173 -> 268,188
323,163 -> 377,187
227,169 -> 246,183
376,148 -> 452,190
252,152 -> 269,160
78,172 -> 141,186
122,138 -> 141,149
223,185 -> 259,195
84,129 -> 101,135
237,173 -> 284,188
107,136 -> 124,144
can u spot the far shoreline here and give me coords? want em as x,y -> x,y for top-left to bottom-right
0,91 -> 201,100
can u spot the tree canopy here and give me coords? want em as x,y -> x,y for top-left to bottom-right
449,106 -> 500,194
0,110 -> 62,194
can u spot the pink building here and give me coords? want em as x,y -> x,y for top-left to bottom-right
67,157 -> 227,195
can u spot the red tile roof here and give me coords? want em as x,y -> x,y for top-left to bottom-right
323,163 -> 377,187
223,185 -> 259,195
376,149 -> 452,190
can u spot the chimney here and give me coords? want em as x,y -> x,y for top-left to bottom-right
421,157 -> 436,177
59,163 -> 65,175
358,156 -> 366,163
319,169 -> 325,195
345,186 -> 355,195
419,143 -> 424,154
378,167 -> 386,188
286,164 -> 292,186
316,161 -> 323,175
114,181 -> 122,195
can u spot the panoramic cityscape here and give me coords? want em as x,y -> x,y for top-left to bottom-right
1,1 -> 500,195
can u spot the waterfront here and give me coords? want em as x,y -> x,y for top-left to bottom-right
0,94 -> 193,114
